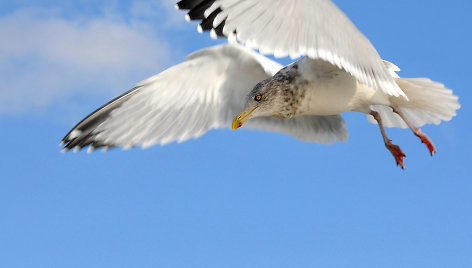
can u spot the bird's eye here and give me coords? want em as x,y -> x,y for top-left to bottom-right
254,95 -> 262,101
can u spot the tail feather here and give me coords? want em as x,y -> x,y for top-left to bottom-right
368,78 -> 460,128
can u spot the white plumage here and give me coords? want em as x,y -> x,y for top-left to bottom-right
62,44 -> 348,151
62,0 -> 459,168
205,0 -> 406,97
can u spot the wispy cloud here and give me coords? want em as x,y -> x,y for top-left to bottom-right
0,5 -> 173,115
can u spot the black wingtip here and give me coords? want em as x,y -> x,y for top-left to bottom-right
176,0 -> 209,10
60,86 -> 142,152
186,0 -> 214,20
198,7 -> 221,32
177,0 -> 228,38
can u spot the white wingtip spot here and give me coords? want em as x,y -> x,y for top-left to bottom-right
174,4 -> 179,10
185,14 -> 191,21
73,146 -> 80,153
197,24 -> 203,33
69,130 -> 82,139
59,141 -> 65,146
122,144 -> 133,151
210,29 -> 217,39
87,146 -> 95,154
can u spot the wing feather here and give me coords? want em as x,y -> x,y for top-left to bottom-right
178,0 -> 406,97
61,44 -> 348,151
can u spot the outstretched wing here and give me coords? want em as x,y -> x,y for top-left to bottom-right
177,0 -> 406,98
61,44 -> 347,152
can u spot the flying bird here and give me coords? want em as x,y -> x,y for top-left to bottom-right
61,0 -> 460,169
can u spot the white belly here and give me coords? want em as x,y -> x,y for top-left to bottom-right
297,71 -> 391,115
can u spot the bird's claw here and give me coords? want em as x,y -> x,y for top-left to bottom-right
385,141 -> 406,169
415,129 -> 437,156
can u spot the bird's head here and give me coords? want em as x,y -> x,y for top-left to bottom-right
232,77 -> 295,130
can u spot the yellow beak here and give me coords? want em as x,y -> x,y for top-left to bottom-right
232,108 -> 256,130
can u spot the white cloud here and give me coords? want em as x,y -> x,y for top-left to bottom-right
0,6 -> 173,115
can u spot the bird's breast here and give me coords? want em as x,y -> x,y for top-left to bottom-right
296,71 -> 387,116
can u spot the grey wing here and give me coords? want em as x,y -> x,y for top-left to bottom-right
177,0 -> 406,98
62,44 -> 279,151
61,43 -> 346,152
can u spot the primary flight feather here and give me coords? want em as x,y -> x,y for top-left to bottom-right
62,0 -> 460,168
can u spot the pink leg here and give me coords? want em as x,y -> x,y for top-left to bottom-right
370,110 -> 406,169
391,106 -> 437,156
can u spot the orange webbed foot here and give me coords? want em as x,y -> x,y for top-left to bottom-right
385,141 -> 406,169
415,129 -> 437,156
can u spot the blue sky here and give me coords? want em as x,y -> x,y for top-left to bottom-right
1,0 -> 471,267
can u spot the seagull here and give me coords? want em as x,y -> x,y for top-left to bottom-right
61,0 -> 460,169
